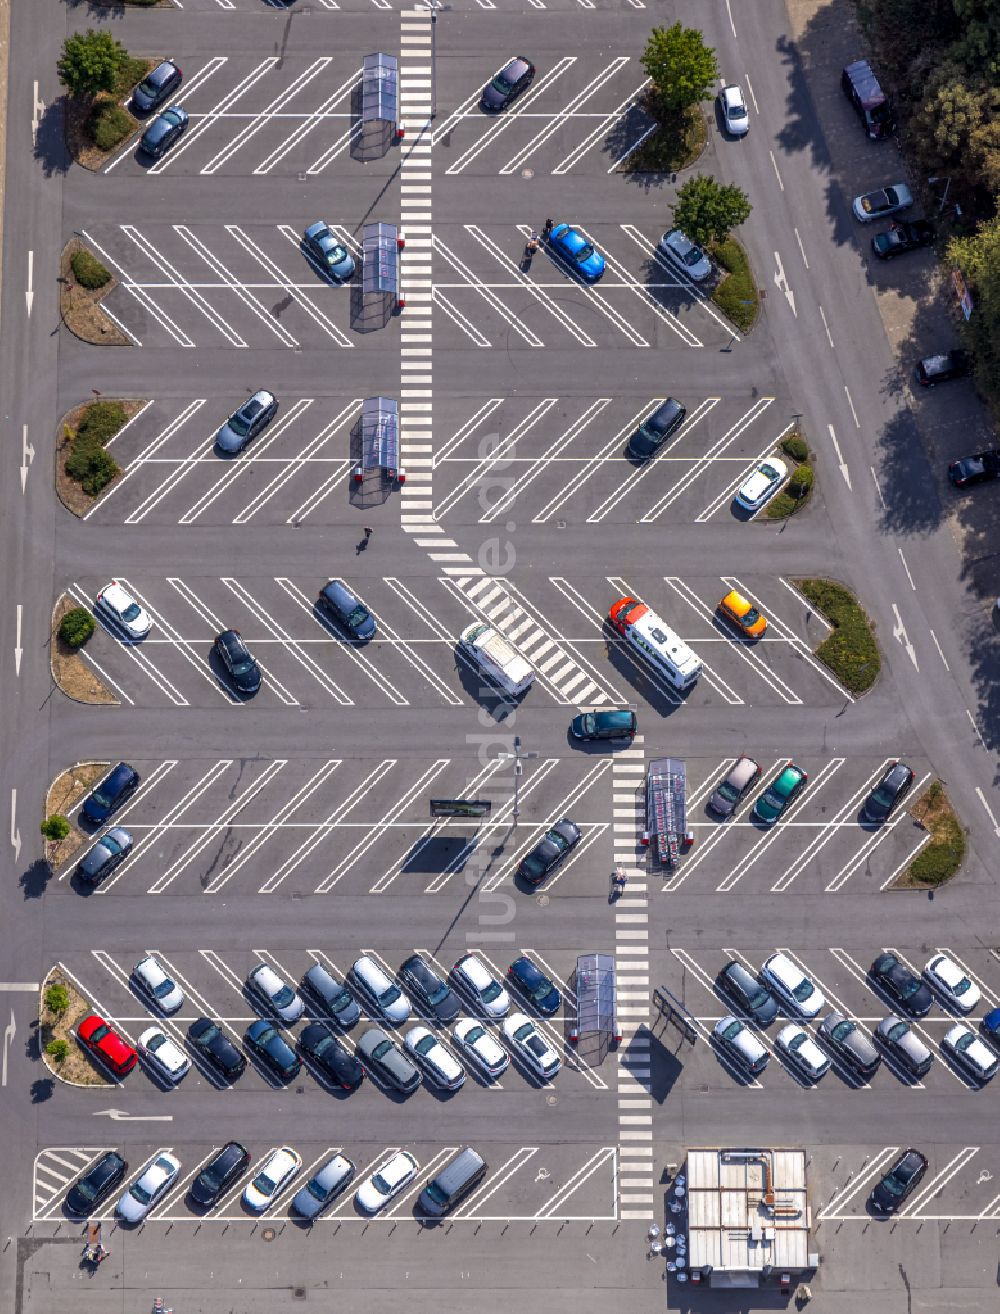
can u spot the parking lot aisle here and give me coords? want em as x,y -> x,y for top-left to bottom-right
33,1149 -> 105,1220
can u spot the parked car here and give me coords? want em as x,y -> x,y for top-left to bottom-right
735,459 -> 787,512
116,1153 -> 181,1223
318,579 -> 377,641
948,449 -> 1000,488
66,1151 -> 128,1216
861,762 -> 914,823
548,223 -> 605,282
132,60 -> 183,114
718,83 -> 750,136
915,349 -> 972,387
298,1022 -> 363,1091
452,1017 -> 510,1078
924,955 -> 980,1013
138,1027 -> 191,1084
852,183 -> 912,223
352,955 -> 411,1024
626,397 -> 686,461
818,1011 -> 881,1079
876,1016 -> 933,1078
95,580 -> 151,640
399,955 -> 461,1023
188,1017 -> 247,1082
452,953 -> 510,1018
502,1012 -> 561,1079
243,1146 -> 301,1211
139,106 -> 188,159
516,819 -> 581,886
659,228 -> 711,282
869,1149 -> 927,1214
216,390 -> 279,454
77,1013 -> 137,1078
82,762 -> 140,824
508,956 -> 560,1016
775,1023 -> 830,1082
716,960 -> 778,1025
355,1150 -> 419,1213
982,1007 -> 1000,1045
189,1141 -> 251,1209
759,952 -> 825,1019
869,953 -> 933,1017
405,1024 -> 466,1090
245,1019 -> 301,1082
356,1026 -> 421,1093
942,1023 -> 999,1082
480,56 -> 535,112
718,589 -> 767,639
752,763 -> 807,825
708,757 -> 762,818
841,59 -> 895,138
569,708 -> 637,742
133,954 -> 184,1014
213,629 -> 262,696
302,221 -> 355,281
290,1153 -> 356,1219
247,963 -> 304,1024
871,219 -> 935,260
302,963 -> 361,1028
76,826 -> 133,885
713,1015 -> 769,1075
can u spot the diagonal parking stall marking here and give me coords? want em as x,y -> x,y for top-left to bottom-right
714,759 -> 847,892
936,946 -> 1000,1010
88,1147 -> 176,1223
878,946 -> 970,1088
637,399 -> 775,523
199,59 -> 333,174
257,65 -> 361,173
828,949 -> 929,1088
225,225 -> 353,347
535,1147 -> 617,1218
532,402 -> 657,522
433,399 -> 559,519
442,57 -> 578,169
696,426 -> 796,521
122,425 -> 224,525
261,1147 -> 342,1220
84,398 -> 183,520
164,578 -> 301,705
172,226 -> 299,347
286,459 -> 354,523
272,576 -> 405,704
577,226 -> 701,347
429,60 -> 508,144
815,1146 -> 901,1220
148,1146 -> 223,1220
774,948 -> 877,1089
115,578 -> 237,704
146,760 -> 291,894
619,222 -> 734,337
324,1147 -> 405,1220
103,58 -> 230,173
825,770 -> 933,892
147,947 -> 245,1055
552,81 -> 650,173
433,288 -> 492,347
68,758 -> 180,885
663,576 -> 802,705
502,820 -> 609,897
119,225 -> 247,347
897,1148 -> 980,1219
452,1147 -> 539,1220
432,236 -> 546,347
668,949 -> 764,1088
479,399 -> 614,523
34,1149 -> 109,1220
203,1144 -> 284,1221
78,228 -> 195,347
498,57 -> 631,174
231,399 -> 359,523
357,602 -> 464,705
381,579 -> 477,689
257,759 -> 398,894
91,947 -> 208,1082
56,957 -> 139,1053
67,583 -> 189,706
312,761 -> 452,894
148,58 -> 281,174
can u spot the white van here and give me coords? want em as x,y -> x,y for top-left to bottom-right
608,597 -> 702,691
458,621 -> 534,698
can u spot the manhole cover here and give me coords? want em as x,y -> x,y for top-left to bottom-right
262,1227 -> 276,1242
522,167 -> 534,179
546,1093 -> 558,1106
293,1289 -> 306,1300
536,894 -> 549,908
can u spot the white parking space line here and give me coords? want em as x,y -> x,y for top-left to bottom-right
726,576 -> 853,701
576,223 -> 700,346
775,948 -> 875,1089
935,947 -> 1000,1010
79,228 -> 195,347
64,758 -> 180,886
433,399 -> 558,519
68,583 -> 190,706
825,771 -> 932,892
619,222 -> 732,337
433,236 -> 547,347
666,759 -> 786,891
668,950 -> 764,1089
499,57 -> 631,174
828,948 -> 927,1088
532,402 -> 662,521
201,59 -> 334,174
172,226 -> 299,347
443,57 -> 578,172
898,1148 -> 979,1218
878,946 -> 969,1087
57,957 -> 138,1051
535,1147 -> 616,1217
148,58 -> 279,173
225,225 -> 353,347
116,578 -> 237,704
816,1146 -> 900,1220
121,225 -> 248,347
85,401 -> 207,520
695,429 -> 793,522
552,82 -> 649,173
452,1147 -> 539,1219
33,1149 -> 106,1219
355,602 -> 463,704
148,1146 -> 222,1219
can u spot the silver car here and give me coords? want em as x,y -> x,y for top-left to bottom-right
247,963 -> 304,1024
404,1024 -> 466,1091
708,756 -> 761,817
116,1152 -> 181,1223
216,390 -> 279,454
303,221 -> 356,281
133,955 -> 184,1015
352,955 -> 411,1025
290,1153 -> 355,1219
452,953 -> 510,1018
718,83 -> 749,136
659,227 -> 712,282
876,1016 -> 933,1078
942,1024 -> 999,1083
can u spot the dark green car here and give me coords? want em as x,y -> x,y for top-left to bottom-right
569,709 -> 637,742
752,762 -> 808,825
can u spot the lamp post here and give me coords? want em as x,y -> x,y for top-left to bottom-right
499,735 -> 538,826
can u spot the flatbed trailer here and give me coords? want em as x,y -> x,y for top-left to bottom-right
644,756 -> 690,869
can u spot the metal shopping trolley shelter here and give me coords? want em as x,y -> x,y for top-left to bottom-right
569,952 -> 619,1066
352,395 -> 404,494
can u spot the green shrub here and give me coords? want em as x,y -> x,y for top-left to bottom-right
46,1039 -> 70,1064
70,249 -> 111,290
40,815 -> 71,842
710,237 -> 758,331
766,462 -> 813,519
65,437 -> 120,495
45,983 -> 71,1015
781,433 -> 808,463
114,56 -> 151,96
77,401 -> 127,447
787,463 -> 814,499
797,578 -> 881,694
59,607 -> 96,649
87,101 -> 135,151
908,821 -> 966,885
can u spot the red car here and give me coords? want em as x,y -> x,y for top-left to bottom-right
77,1013 -> 138,1078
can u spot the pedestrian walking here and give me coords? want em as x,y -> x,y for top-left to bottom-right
525,231 -> 540,256
363,526 -> 373,540
542,218 -> 554,238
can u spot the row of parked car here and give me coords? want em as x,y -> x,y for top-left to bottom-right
713,952 -> 1000,1084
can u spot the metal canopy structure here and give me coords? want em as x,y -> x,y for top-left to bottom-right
359,395 -> 399,478
361,52 -> 398,128
570,953 -> 618,1066
362,222 -> 399,299
645,757 -> 687,868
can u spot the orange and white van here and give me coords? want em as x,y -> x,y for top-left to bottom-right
608,597 -> 702,691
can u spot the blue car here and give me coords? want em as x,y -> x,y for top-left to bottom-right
139,106 -> 189,160
82,763 -> 141,824
548,223 -> 605,282
982,1008 -> 1000,1043
507,956 -> 560,1016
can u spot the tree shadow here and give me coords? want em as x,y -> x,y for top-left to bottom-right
31,1078 -> 56,1104
33,98 -> 71,179
20,860 -> 53,900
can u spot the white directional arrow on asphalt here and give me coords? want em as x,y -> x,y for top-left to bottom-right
14,604 -> 22,677
20,424 -> 34,494
827,424 -> 851,489
10,789 -> 20,864
92,1108 -> 174,1122
32,80 -> 44,144
773,251 -> 796,317
26,250 -> 33,317
891,604 -> 919,671
2,1010 -> 15,1087
975,786 -> 1000,839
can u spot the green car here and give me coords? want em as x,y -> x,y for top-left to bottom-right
752,762 -> 808,825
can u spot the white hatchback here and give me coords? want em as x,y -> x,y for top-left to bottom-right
95,580 -> 152,640
133,954 -> 184,1014
659,227 -> 712,282
453,1018 -> 510,1079
355,1150 -> 419,1214
942,1024 -> 999,1083
247,963 -> 304,1024
924,955 -> 980,1013
759,953 -> 826,1019
775,1023 -> 830,1082
404,1025 -> 466,1091
452,953 -> 510,1018
242,1146 -> 301,1211
138,1027 -> 191,1084
502,1012 -> 560,1079
735,458 -> 788,512
352,955 -> 411,1025
719,83 -> 749,136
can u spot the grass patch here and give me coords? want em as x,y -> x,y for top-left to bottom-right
894,781 -> 967,888
60,238 -> 130,347
795,578 -> 881,694
40,968 -> 111,1086
617,97 -> 706,173
709,236 -> 759,331
765,428 -> 815,519
44,758 -> 111,870
50,596 -> 118,710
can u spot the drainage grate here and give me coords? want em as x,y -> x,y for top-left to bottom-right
262,1227 -> 276,1242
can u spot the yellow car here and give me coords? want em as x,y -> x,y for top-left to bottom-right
718,589 -> 767,639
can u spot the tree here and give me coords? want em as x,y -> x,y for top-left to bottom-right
58,607 -> 96,648
673,174 -> 752,246
911,65 -> 984,170
40,815 -> 71,842
45,983 -> 71,1016
641,23 -> 719,114
948,218 -> 1000,408
57,29 -> 128,98
46,1039 -> 70,1064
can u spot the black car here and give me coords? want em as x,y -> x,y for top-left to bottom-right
213,629 -> 262,695
626,398 -> 686,461
717,960 -> 779,1025
245,1019 -> 301,1082
841,59 -> 894,139
66,1150 -> 128,1216
139,106 -> 189,160
869,954 -> 933,1017
76,826 -> 133,885
188,1017 -> 247,1081
516,819 -> 581,887
915,350 -> 972,387
861,762 -> 914,823
869,1148 -> 928,1214
948,449 -> 1000,488
132,60 -> 183,114
82,762 -> 140,824
569,709 -> 637,742
508,956 -> 560,1016
399,955 -> 461,1024
871,219 -> 935,260
298,1022 -> 364,1091
481,56 -> 535,112
189,1141 -> 251,1209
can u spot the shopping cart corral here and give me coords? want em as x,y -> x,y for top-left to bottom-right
643,757 -> 693,871
351,395 -> 405,501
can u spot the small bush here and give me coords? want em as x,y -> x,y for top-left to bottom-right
46,1039 -> 70,1064
781,433 -> 808,463
787,463 -> 814,499
114,56 -> 151,97
86,100 -> 135,151
41,815 -> 71,842
45,983 -> 71,1016
70,249 -> 111,290
797,578 -> 880,694
766,462 -> 813,519
709,237 -> 758,331
65,437 -> 120,496
77,401 -> 127,447
59,607 -> 96,649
